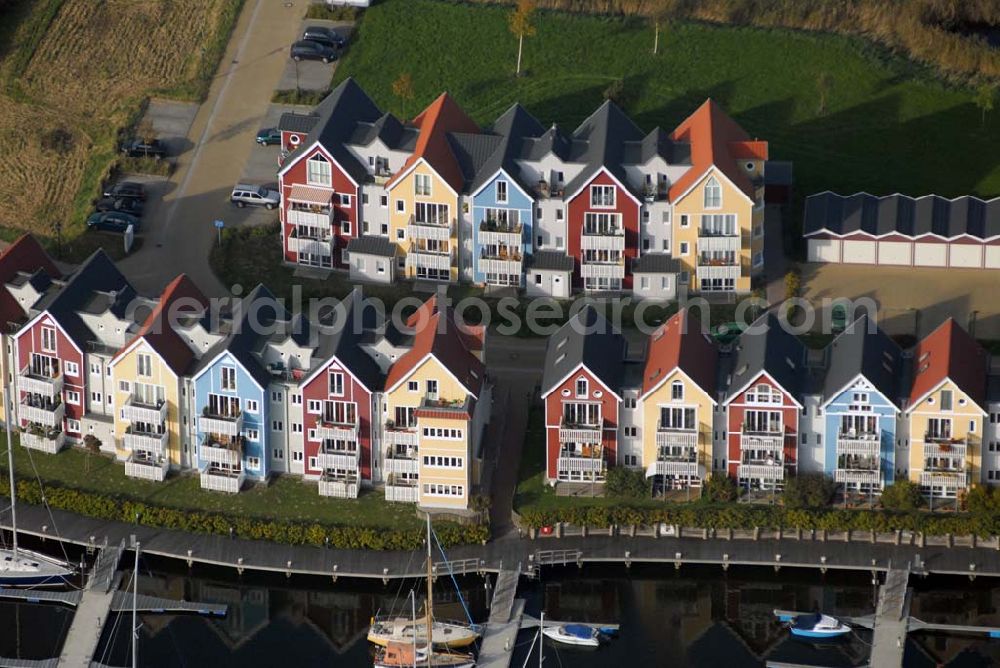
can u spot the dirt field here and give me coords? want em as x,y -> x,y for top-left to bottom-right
0,0 -> 236,245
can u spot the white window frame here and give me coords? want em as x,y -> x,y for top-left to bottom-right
64,361 -> 79,377
414,173 -> 432,197
306,153 -> 332,187
590,184 -> 616,208
704,176 -> 722,209
496,180 -> 508,204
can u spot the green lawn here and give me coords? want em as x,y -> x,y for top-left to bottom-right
3,438 -> 421,531
334,0 -> 1000,235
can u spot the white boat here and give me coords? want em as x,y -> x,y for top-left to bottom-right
788,613 -> 851,639
542,623 -> 601,647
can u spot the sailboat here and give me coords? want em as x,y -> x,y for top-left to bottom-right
372,516 -> 477,667
0,397 -> 74,586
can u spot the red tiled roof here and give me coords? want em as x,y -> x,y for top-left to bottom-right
386,92 -> 480,193
386,296 -> 485,397
115,274 -> 207,374
908,318 -> 987,409
641,308 -> 717,397
668,99 -> 766,201
0,234 -> 60,326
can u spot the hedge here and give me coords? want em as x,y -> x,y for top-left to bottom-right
518,503 -> 999,537
2,479 -> 489,550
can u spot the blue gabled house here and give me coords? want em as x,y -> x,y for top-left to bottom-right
469,104 -> 542,287
819,316 -> 905,493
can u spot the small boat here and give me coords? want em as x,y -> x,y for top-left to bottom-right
368,618 -> 480,649
373,641 -> 475,668
788,613 -> 851,639
542,623 -> 602,647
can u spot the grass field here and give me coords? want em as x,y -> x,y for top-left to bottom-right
0,0 -> 243,256
3,438 -> 421,530
334,0 -> 1000,226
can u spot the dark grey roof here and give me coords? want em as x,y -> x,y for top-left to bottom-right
541,306 -> 627,395
631,253 -> 678,274
278,112 -> 319,134
346,236 -> 397,257
764,160 -> 793,186
41,250 -> 132,348
448,132 -> 503,186
821,315 -> 905,407
622,127 -> 690,165
804,192 -> 1000,239
469,104 -> 546,195
347,112 -> 406,149
561,101 -> 645,199
527,251 -> 574,272
519,124 -> 573,162
311,290 -> 385,392
725,314 -> 809,402
988,374 -> 1000,404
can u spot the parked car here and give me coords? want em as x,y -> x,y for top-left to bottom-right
831,304 -> 848,333
86,211 -> 140,233
120,139 -> 167,159
256,127 -> 281,146
94,197 -> 144,216
302,26 -> 346,49
102,181 -> 146,200
230,184 -> 279,209
290,40 -> 338,64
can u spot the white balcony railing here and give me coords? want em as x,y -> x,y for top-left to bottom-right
318,479 -> 359,498
649,461 -> 700,478
199,412 -> 243,436
479,230 -> 521,246
287,209 -> 332,229
408,220 -> 453,241
697,235 -> 741,252
124,430 -> 168,457
19,401 -> 64,428
558,420 -> 602,445
557,456 -> 606,473
384,457 -> 420,476
737,464 -> 785,481
317,450 -> 359,471
920,471 -> 967,489
836,436 -> 881,457
581,234 -> 625,251
200,469 -> 245,493
834,469 -> 881,486
315,421 -> 358,443
739,432 -> 784,451
122,397 -> 167,425
20,430 -> 65,454
579,262 -> 625,279
922,440 -> 967,459
656,429 -> 697,449
479,258 -> 522,276
406,250 -> 453,271
18,367 -> 62,398
385,484 -> 419,503
199,443 -> 241,467
696,264 -> 741,281
288,235 -> 332,257
125,457 -> 168,482
384,427 -> 420,447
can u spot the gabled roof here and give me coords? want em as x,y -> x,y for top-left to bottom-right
821,315 -> 905,408
0,234 -> 60,327
669,99 -> 763,201
622,126 -> 690,165
562,100 -> 645,199
469,103 -> 546,195
908,318 -> 988,411
448,132 -> 503,187
278,112 -> 320,134
346,236 -> 397,257
386,92 -> 481,193
541,306 -> 627,397
383,295 -> 485,397
725,314 -> 808,404
114,274 -> 207,374
519,123 -> 573,162
527,250 -> 574,272
642,309 -> 717,398
309,289 -> 385,393
348,111 -> 406,148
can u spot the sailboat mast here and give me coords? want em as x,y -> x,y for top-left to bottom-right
539,611 -> 544,668
425,514 -> 433,668
411,589 -> 417,668
5,393 -> 17,557
132,541 -> 140,668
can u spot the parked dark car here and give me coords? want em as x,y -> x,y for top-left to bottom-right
86,211 -> 141,233
120,139 -> 167,159
290,40 -> 338,64
94,197 -> 144,216
256,127 -> 281,146
102,181 -> 147,200
302,26 -> 346,49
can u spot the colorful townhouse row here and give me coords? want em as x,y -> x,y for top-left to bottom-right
0,236 -> 491,510
275,78 -> 787,298
540,306 -> 1000,500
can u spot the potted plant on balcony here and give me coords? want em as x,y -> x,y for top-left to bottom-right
643,183 -> 656,203
939,441 -> 952,453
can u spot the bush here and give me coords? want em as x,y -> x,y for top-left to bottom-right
605,467 -> 649,499
272,89 -> 331,106
305,4 -> 361,21
881,480 -> 924,511
703,475 -> 737,503
783,473 -> 836,509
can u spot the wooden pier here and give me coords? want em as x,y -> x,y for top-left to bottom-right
58,539 -> 124,667
477,567 -> 525,668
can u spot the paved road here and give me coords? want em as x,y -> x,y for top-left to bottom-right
487,376 -> 535,537
118,0 -> 306,297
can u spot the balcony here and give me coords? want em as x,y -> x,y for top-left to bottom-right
316,445 -> 359,471
287,230 -> 332,257
834,469 -> 881,486
199,440 -> 241,467
836,434 -> 881,457
920,471 -> 967,490
557,455 -> 606,474
479,257 -> 523,277
739,431 -> 784,452
199,409 -> 243,436
384,452 -> 420,476
122,397 -> 167,425
287,208 -> 331,229
315,417 -> 358,443
200,468 -> 245,494
479,221 -> 522,246
648,460 -> 700,478
534,180 -> 564,199
19,366 -> 62,398
580,233 -> 625,252
579,262 -> 625,280
656,427 -> 697,450
123,427 -> 168,457
372,168 -> 393,186
125,455 -> 168,482
406,249 -> 453,271
385,481 -> 419,503
384,423 -> 420,447
922,437 -> 967,459
20,427 -> 64,454
407,216 -> 454,241
697,235 -> 741,252
318,477 -> 359,498
696,264 -> 741,281
558,418 -> 602,445
737,463 -> 784,481
19,399 -> 64,428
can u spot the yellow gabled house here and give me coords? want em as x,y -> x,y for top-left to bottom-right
109,275 -> 206,482
381,296 -> 490,509
639,309 -> 718,493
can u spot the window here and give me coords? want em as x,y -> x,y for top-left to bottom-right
534,274 -> 542,285
308,456 -> 317,470
293,451 -> 304,462
118,380 -> 131,393
273,448 -> 284,460
271,391 -> 283,402
590,185 -> 616,207
245,429 -> 260,441
661,276 -> 670,289
41,326 -> 57,352
307,399 -> 322,414
555,236 -> 564,249
422,484 -> 465,498
575,378 -> 588,398
680,214 -> 689,228
246,457 -> 261,471
245,399 -> 259,414
329,371 -> 344,396
422,455 -> 464,468
679,242 -> 689,256
496,181 -> 508,203
340,193 -> 351,206
342,221 -> 351,235
659,406 -> 695,430
137,353 -> 152,377
642,210 -> 650,222
395,199 -> 405,213
421,427 -> 465,440
704,176 -> 722,208
640,276 -> 649,290
744,409 -> 782,433
291,393 -> 302,405
426,379 -> 438,399
292,422 -> 303,433
753,252 -> 763,268
307,153 -> 331,186
66,419 -> 81,433
221,366 -> 236,391
66,390 -> 81,405
940,390 -> 953,411
625,397 -> 637,409
90,362 -> 101,375
415,174 -> 432,196
380,195 -> 388,208
408,381 -> 419,392
362,193 -> 369,205
556,209 -> 564,221
970,420 -> 977,433
272,420 -> 284,432
699,214 -> 737,236
64,361 -> 79,377
671,381 -> 684,401
91,392 -> 102,403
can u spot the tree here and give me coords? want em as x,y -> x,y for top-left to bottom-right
508,0 -> 536,76
650,2 -> 675,55
974,82 -> 996,127
391,73 -> 415,118
703,474 -> 737,503
605,467 -> 650,499
880,480 -> 924,511
816,72 -> 834,115
783,473 -> 836,509
783,270 -> 801,301
83,434 -> 101,473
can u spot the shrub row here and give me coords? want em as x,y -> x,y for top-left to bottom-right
4,479 -> 489,550
518,503 -> 999,537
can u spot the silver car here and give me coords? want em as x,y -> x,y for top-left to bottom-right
231,184 -> 279,209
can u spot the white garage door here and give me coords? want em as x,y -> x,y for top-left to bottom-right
877,242 -> 911,265
984,246 -> 1000,269
913,243 -> 947,267
842,240 -> 876,264
949,244 -> 983,268
807,239 -> 841,263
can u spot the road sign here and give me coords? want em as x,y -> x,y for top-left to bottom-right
214,219 -> 224,246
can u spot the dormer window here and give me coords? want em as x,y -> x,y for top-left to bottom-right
576,378 -> 588,398
704,176 -> 721,209
307,153 -> 331,186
